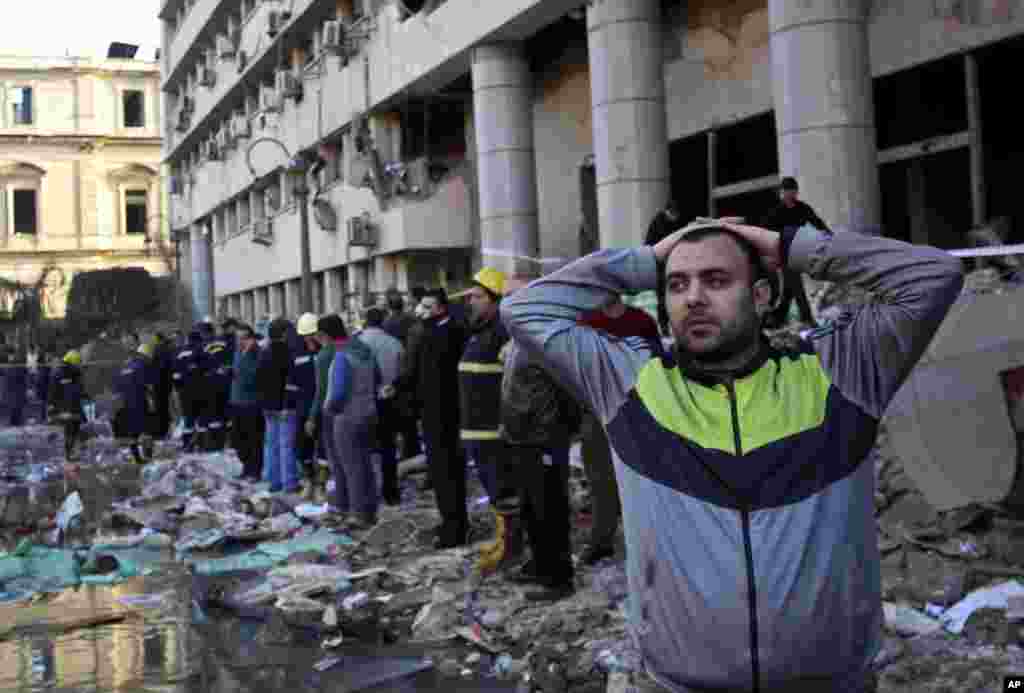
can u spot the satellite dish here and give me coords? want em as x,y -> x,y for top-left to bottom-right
313,198 -> 338,231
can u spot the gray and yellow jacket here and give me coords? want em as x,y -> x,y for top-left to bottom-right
458,317 -> 508,442
500,227 -> 963,692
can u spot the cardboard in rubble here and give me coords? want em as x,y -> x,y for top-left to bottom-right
885,282 -> 1024,511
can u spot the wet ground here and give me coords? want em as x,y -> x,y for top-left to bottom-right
0,425 -> 518,693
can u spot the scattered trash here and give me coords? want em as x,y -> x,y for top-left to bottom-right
294,503 -> 330,519
883,602 -> 943,636
343,592 -> 370,611
55,491 -> 83,537
313,656 -> 343,672
940,581 -> 1024,634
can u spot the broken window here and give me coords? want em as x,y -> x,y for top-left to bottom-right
713,112 -> 778,187
874,54 -> 967,150
238,195 -> 251,228
400,99 -> 467,161
12,189 -> 38,235
669,134 -> 710,223
9,87 -> 32,125
319,138 -> 344,186
125,190 -> 148,234
123,90 -> 145,128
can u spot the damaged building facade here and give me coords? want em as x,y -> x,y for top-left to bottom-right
161,0 -> 1024,322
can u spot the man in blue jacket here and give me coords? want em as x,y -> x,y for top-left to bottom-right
229,323 -> 265,480
501,219 -> 963,693
113,343 -> 157,464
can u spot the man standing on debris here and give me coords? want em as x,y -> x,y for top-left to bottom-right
49,350 -> 88,461
357,307 -> 405,506
199,322 -> 233,451
291,313 -> 322,500
258,318 -> 300,494
501,218 -> 963,692
383,288 -> 425,461
113,343 -> 157,464
397,288 -> 467,548
151,334 -> 175,438
172,329 -> 206,452
458,268 -> 522,573
324,316 -> 382,528
229,324 -> 265,480
501,277 -> 582,601
308,315 -> 345,504
760,177 -> 831,328
577,294 -> 660,566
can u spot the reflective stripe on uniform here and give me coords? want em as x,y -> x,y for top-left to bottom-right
460,429 -> 502,441
295,355 -> 312,365
458,361 -> 504,374
208,421 -> 223,429
285,384 -> 300,392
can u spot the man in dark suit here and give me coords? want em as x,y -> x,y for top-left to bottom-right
760,177 -> 831,327
397,288 -> 468,548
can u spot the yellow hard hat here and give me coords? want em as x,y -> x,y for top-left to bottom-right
297,312 -> 319,336
472,267 -> 506,297
138,342 -> 155,357
63,350 -> 82,366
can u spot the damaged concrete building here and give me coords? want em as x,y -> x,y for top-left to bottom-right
160,0 -> 1024,322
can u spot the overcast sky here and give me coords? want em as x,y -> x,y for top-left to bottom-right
0,0 -> 161,60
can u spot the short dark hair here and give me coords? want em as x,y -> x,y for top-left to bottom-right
317,314 -> 347,339
658,227 -> 777,314
410,286 -> 427,302
221,318 -> 239,330
425,288 -> 448,306
236,323 -> 255,339
386,291 -> 404,311
365,307 -> 385,327
780,177 -> 799,191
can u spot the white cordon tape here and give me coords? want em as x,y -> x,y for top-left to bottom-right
479,248 -> 572,266
948,243 -> 1024,258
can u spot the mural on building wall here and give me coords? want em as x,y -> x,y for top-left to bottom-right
683,0 -> 769,81
40,267 -> 68,318
539,64 -> 592,148
932,0 -> 1015,26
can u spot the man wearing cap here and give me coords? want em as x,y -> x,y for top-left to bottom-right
501,217 -> 963,693
199,322 -> 234,451
760,177 -> 831,327
49,351 -> 88,461
292,313 -> 322,499
310,315 -> 345,502
458,268 -> 522,571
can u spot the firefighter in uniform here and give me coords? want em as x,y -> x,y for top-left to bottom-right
49,350 -> 88,461
291,313 -> 321,499
113,342 -> 157,464
201,328 -> 233,451
457,268 -> 523,573
173,329 -> 205,451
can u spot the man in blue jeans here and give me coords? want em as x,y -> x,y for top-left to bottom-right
257,318 -> 299,493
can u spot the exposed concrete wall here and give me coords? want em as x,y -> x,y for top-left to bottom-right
533,41 -> 592,265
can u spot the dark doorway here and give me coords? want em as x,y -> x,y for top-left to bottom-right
669,133 -> 709,224
714,112 -> 778,186
978,34 -> 1024,242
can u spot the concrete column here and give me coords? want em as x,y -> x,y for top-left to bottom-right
587,0 -> 670,248
244,292 -> 255,324
325,268 -> 343,315
190,224 -> 213,321
965,52 -> 986,227
270,284 -> 284,317
769,0 -> 881,232
471,42 -> 540,275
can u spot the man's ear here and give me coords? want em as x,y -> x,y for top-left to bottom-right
752,278 -> 774,316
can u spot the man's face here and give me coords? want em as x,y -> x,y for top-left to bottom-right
664,234 -> 771,362
467,286 -> 497,323
238,331 -> 257,352
781,188 -> 798,206
420,298 -> 443,319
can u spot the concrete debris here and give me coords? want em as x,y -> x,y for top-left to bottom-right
883,602 -> 943,636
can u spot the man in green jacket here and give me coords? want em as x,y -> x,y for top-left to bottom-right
306,315 -> 343,503
501,219 -> 963,692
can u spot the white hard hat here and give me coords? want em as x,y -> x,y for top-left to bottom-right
296,312 -> 319,336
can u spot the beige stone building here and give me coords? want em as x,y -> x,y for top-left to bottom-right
0,54 -> 168,319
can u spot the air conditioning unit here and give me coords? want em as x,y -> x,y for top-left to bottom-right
217,34 -> 235,60
267,9 -> 290,37
260,85 -> 281,112
252,219 -> 274,246
347,216 -> 377,247
231,113 -> 251,140
322,20 -> 345,54
276,71 -> 303,101
174,109 -> 191,133
199,65 -> 217,88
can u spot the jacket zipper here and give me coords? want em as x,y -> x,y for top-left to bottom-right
725,380 -> 760,693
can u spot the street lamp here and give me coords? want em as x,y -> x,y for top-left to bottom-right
246,137 -> 313,313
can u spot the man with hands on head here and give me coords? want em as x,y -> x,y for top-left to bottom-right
500,217 -> 963,693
